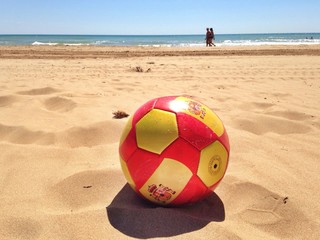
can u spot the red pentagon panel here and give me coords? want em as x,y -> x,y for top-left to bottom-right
132,97 -> 158,126
217,131 -> 230,178
171,175 -> 208,205
119,128 -> 138,162
126,149 -> 162,190
218,130 -> 230,153
161,138 -> 200,173
153,96 -> 178,112
177,112 -> 218,150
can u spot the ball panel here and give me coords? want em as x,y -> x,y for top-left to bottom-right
197,141 -> 228,187
119,127 -> 138,162
153,95 -> 178,113
136,109 -> 179,154
119,115 -> 133,146
139,158 -> 193,205
161,137 -> 200,174
177,112 -> 218,150
126,149 -> 161,190
219,129 -> 230,153
120,157 -> 136,189
139,158 -> 192,205
132,98 -> 158,126
171,175 -> 209,205
171,96 -> 225,137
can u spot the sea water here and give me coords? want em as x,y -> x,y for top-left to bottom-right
0,33 -> 319,47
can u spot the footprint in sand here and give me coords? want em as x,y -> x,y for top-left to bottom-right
239,101 -> 275,111
0,124 -> 55,145
0,95 -> 19,107
239,193 -> 318,238
221,178 -> 319,239
43,96 -> 77,112
240,195 -> 286,225
47,170 -> 125,210
265,110 -> 312,121
17,87 -> 59,95
0,217 -> 42,239
57,121 -> 123,148
233,114 -> 311,135
0,121 -> 123,147
237,102 -> 316,133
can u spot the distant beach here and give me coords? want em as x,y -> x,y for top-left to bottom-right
0,32 -> 319,47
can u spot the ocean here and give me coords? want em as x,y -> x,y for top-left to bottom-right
0,33 -> 319,47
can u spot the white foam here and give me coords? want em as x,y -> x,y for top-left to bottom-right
32,41 -> 58,46
63,43 -> 89,46
218,39 -> 320,47
28,37 -> 320,48
31,41 -> 91,46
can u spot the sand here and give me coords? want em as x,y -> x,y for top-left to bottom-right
0,45 -> 320,239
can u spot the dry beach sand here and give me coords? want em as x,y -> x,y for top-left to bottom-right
0,45 -> 320,239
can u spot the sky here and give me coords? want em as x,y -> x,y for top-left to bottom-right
1,0 -> 320,35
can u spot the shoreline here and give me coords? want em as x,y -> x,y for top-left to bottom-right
1,45 -> 320,59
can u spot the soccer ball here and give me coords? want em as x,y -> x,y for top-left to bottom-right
119,96 -> 230,206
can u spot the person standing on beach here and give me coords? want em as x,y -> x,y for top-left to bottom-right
209,28 -> 216,46
205,28 -> 211,47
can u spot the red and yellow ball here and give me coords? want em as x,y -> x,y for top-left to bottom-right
119,96 -> 230,206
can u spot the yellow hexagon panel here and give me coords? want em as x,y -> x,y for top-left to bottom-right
120,157 -> 136,189
119,115 -> 133,145
197,141 -> 228,187
136,109 -> 179,154
170,96 -> 224,137
139,158 -> 192,205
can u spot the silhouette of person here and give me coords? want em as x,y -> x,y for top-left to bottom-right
209,28 -> 216,46
205,28 -> 211,47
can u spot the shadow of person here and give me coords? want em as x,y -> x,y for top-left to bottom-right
106,184 -> 225,239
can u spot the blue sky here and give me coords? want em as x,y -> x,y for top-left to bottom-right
1,0 -> 319,35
